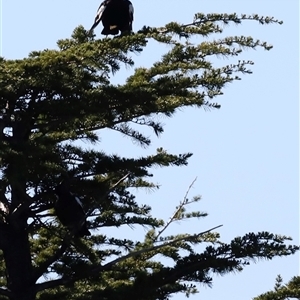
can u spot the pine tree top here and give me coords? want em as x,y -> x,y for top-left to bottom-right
0,12 -> 297,300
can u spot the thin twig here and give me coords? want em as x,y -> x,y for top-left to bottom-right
156,20 -> 208,35
154,177 -> 198,242
87,173 -> 130,217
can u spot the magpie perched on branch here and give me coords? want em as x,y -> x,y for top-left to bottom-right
54,181 -> 91,237
89,0 -> 134,36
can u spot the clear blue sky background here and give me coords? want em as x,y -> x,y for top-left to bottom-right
1,1 -> 299,299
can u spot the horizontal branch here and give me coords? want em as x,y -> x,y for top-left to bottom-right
35,278 -> 66,293
34,224 -> 223,293
95,224 -> 223,273
0,287 -> 11,297
29,204 -> 54,215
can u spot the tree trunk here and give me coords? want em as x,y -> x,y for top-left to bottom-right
1,120 -> 36,299
2,225 -> 36,300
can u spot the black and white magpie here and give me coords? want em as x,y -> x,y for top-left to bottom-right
54,181 -> 91,237
89,0 -> 134,36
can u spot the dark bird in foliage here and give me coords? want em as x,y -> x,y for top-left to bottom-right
54,181 -> 91,237
89,0 -> 134,36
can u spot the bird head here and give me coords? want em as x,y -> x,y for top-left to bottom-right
54,179 -> 71,196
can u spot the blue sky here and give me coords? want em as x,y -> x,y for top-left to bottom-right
1,1 -> 299,299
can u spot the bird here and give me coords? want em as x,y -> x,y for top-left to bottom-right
54,181 -> 91,237
89,0 -> 134,36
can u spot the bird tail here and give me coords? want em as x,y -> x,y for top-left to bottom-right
88,21 -> 100,35
101,26 -> 119,35
75,222 -> 91,237
119,23 -> 133,35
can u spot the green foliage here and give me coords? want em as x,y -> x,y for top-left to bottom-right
254,275 -> 300,300
0,11 -> 297,300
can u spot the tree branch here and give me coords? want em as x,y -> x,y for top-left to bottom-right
32,234 -> 72,282
154,177 -> 198,242
34,224 -> 222,292
34,278 -> 67,293
0,287 -> 11,297
9,182 -> 34,229
29,204 -> 54,215
86,173 -> 130,217
31,173 -> 130,283
97,224 -> 223,272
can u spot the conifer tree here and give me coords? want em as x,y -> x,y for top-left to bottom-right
254,275 -> 300,300
0,12 -> 298,300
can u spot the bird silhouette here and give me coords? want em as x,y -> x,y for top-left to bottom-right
89,0 -> 134,36
54,181 -> 91,237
